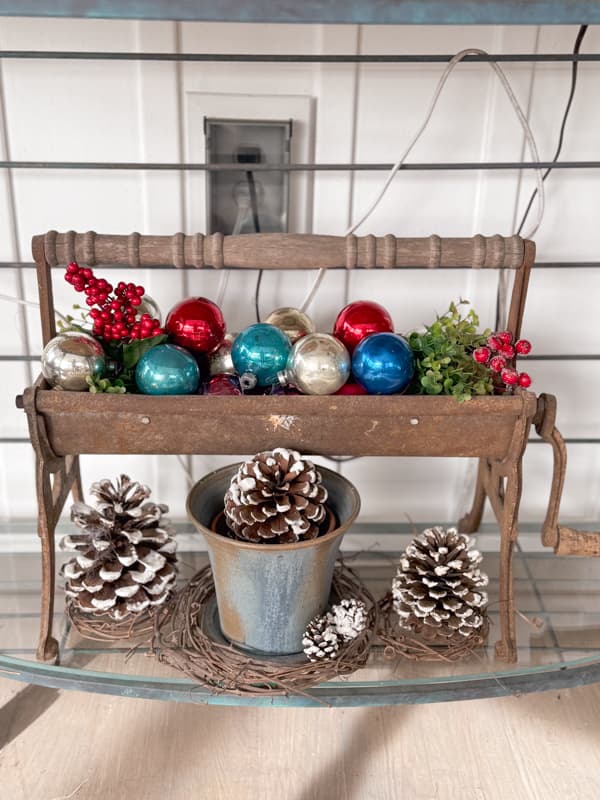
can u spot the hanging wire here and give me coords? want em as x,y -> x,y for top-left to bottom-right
516,25 -> 588,236
0,292 -> 71,325
495,25 -> 588,331
299,47 -> 546,314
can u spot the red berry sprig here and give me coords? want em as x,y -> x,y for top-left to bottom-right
472,329 -> 532,391
64,262 -> 163,342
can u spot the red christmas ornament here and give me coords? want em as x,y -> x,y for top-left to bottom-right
333,300 -> 394,354
334,382 -> 368,396
207,375 -> 242,395
165,297 -> 225,353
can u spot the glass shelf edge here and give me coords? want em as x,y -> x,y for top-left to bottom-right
2,652 -> 600,708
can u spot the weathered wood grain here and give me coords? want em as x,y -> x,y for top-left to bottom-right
34,230 -> 525,270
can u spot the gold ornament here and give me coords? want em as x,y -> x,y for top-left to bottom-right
265,307 -> 315,344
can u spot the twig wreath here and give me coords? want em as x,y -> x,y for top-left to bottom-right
154,562 -> 378,698
377,592 -> 489,663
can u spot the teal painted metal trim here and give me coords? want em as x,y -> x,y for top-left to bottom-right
2,653 -> 600,707
0,1 -> 599,25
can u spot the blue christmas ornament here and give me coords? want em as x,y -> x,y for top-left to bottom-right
352,332 -> 414,395
231,323 -> 291,387
135,344 -> 200,395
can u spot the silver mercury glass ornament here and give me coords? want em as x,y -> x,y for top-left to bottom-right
208,332 -> 238,377
265,307 -> 315,345
41,331 -> 106,391
137,294 -> 162,324
278,332 -> 350,395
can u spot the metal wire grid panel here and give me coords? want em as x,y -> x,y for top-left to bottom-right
0,46 -> 598,451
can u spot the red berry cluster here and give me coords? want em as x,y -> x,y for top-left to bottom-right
64,262 -> 163,342
473,330 -> 532,390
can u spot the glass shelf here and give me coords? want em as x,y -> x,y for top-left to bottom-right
2,536 -> 600,707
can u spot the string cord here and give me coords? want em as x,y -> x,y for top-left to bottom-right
495,24 -> 588,330
298,48 -> 545,314
515,25 -> 588,236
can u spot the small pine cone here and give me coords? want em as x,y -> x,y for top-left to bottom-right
224,448 -> 328,543
392,526 -> 488,639
60,475 -> 177,620
331,598 -> 368,641
302,613 -> 340,662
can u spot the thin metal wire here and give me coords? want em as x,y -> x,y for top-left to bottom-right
2,159 -> 598,171
1,51 -> 600,63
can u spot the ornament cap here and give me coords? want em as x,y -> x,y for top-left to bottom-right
277,369 -> 291,387
239,372 -> 258,391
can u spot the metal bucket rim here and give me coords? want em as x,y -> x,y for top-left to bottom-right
186,462 -> 361,553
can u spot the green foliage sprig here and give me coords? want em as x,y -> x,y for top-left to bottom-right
407,300 -> 493,403
86,375 -> 127,394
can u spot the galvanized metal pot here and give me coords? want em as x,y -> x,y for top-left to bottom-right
186,464 -> 360,655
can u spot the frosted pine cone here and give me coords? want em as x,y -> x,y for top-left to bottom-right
60,475 -> 177,621
302,613 -> 340,661
392,526 -> 488,639
224,448 -> 328,543
331,598 -> 368,641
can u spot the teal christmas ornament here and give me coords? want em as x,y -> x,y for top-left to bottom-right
352,332 -> 414,395
231,323 -> 291,387
135,344 -> 200,395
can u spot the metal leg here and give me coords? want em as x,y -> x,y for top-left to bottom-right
35,456 -> 59,664
458,458 -> 487,534
70,455 -> 84,504
494,461 -> 523,663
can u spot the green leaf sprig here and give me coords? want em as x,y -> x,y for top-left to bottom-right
407,300 -> 494,403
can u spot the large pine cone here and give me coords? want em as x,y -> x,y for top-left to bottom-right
392,526 -> 488,639
60,475 -> 177,620
224,448 -> 328,543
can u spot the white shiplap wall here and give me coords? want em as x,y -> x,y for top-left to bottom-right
0,18 -> 598,530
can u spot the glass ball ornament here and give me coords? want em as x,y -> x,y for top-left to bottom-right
231,323 -> 291,387
278,333 -> 350,395
136,294 -> 162,324
333,300 -> 394,353
334,382 -> 368,396
135,344 -> 200,395
265,307 -> 315,344
208,332 -> 238,377
41,331 -> 105,391
352,332 -> 414,395
165,297 -> 225,354
207,375 -> 242,396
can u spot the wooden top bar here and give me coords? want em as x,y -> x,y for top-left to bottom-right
32,231 -> 526,271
